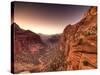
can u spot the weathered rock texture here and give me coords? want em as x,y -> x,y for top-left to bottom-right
60,6 -> 97,70
11,23 -> 44,73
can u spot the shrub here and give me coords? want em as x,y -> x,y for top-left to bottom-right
78,38 -> 83,45
87,32 -> 91,35
82,60 -> 88,66
84,31 -> 91,36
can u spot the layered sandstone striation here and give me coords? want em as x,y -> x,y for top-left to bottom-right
60,6 -> 97,70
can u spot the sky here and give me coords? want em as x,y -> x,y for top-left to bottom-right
12,2 -> 90,35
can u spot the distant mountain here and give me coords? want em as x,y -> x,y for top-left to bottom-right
47,34 -> 61,44
39,33 -> 61,44
38,33 -> 52,43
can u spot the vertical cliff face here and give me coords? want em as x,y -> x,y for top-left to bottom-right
60,6 -> 97,70
12,23 -> 45,73
12,23 -> 43,54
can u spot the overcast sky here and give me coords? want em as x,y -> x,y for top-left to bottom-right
12,2 -> 90,35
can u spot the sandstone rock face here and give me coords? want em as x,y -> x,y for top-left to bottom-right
11,23 -> 44,73
60,6 -> 97,70
12,23 -> 43,54
84,6 -> 97,17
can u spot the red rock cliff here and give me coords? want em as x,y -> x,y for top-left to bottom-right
60,6 -> 97,70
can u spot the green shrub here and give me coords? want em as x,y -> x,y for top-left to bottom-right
82,60 -> 88,66
84,31 -> 91,36
87,32 -> 91,35
78,38 -> 83,45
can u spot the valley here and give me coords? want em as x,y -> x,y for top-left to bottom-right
11,6 -> 97,74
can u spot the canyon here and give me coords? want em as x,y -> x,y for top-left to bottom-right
11,6 -> 97,73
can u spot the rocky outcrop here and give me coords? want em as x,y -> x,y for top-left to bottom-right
12,23 -> 43,54
60,6 -> 97,70
84,6 -> 97,17
11,23 -> 45,73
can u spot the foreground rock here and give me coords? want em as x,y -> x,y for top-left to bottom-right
60,6 -> 97,70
